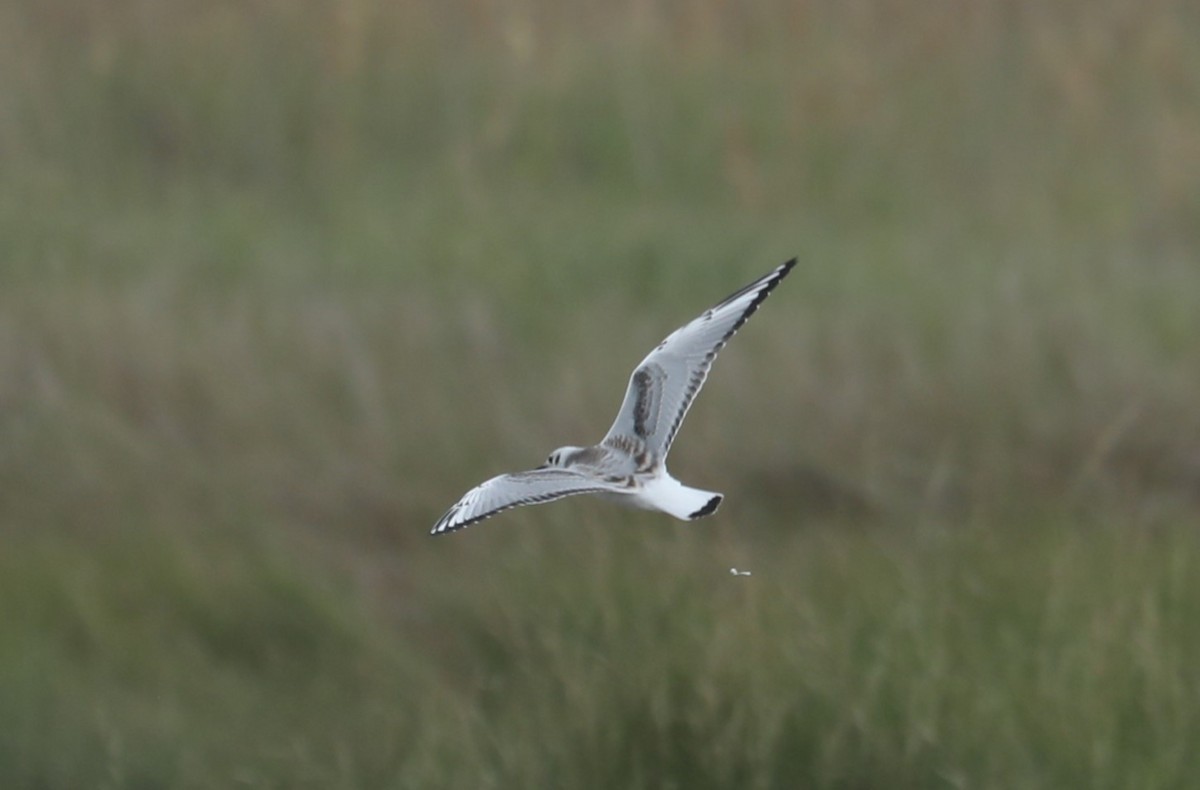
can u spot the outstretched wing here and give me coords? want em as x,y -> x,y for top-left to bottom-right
430,468 -> 621,535
603,259 -> 796,458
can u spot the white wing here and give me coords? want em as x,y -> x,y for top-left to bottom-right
430,468 -> 624,535
603,259 -> 796,458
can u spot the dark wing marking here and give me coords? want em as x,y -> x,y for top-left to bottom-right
430,468 -> 622,535
603,258 -> 796,457
631,364 -> 666,438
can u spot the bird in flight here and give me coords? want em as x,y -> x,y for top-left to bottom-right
431,258 -> 796,535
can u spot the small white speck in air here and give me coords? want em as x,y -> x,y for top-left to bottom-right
729,568 -> 752,576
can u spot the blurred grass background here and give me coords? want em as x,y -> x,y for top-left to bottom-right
2,0 -> 1200,787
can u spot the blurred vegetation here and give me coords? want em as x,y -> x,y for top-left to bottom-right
2,0 -> 1199,787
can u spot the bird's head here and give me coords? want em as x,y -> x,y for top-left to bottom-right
540,446 -> 584,469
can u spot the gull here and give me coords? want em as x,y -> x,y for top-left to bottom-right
431,258 -> 796,535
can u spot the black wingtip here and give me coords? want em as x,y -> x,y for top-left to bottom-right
688,495 -> 723,520
745,258 -> 795,312
768,258 -> 797,290
430,504 -> 464,535
712,258 -> 797,314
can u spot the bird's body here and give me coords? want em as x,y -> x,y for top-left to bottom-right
431,259 -> 796,535
540,441 -> 723,520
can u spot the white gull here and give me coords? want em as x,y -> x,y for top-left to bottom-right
431,258 -> 796,535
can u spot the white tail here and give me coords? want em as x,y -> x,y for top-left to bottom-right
641,475 -> 724,521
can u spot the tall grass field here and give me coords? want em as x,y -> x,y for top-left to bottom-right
2,0 -> 1199,787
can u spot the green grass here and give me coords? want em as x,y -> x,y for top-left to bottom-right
3,0 -> 1200,786
3,521 -> 1198,787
